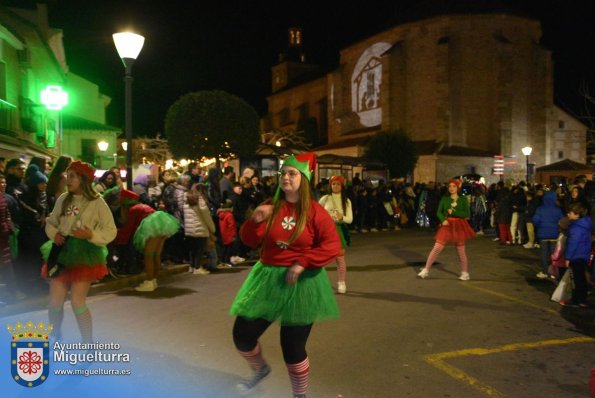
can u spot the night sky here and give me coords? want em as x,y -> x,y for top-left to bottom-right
7,0 -> 595,137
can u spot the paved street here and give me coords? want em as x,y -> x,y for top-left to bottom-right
1,228 -> 594,397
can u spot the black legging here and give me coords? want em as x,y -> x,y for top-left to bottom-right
233,316 -> 313,364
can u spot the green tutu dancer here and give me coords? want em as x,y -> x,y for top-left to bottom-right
117,189 -> 180,292
230,153 -> 342,398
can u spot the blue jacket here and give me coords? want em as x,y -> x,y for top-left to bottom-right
532,191 -> 564,240
565,216 -> 593,261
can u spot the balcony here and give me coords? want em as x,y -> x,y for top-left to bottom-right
0,99 -> 17,137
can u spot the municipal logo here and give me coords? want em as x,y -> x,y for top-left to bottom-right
7,321 -> 52,387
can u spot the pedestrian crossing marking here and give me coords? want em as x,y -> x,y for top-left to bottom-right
424,337 -> 595,397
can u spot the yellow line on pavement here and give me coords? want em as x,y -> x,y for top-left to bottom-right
424,337 -> 595,397
461,283 -> 558,315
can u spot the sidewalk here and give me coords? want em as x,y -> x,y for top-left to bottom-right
0,263 -> 191,318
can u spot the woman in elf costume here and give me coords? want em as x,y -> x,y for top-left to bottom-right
42,161 -> 117,343
318,175 -> 352,293
115,189 -> 180,292
230,153 -> 341,398
417,179 -> 475,281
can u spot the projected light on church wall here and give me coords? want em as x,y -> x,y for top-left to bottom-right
351,42 -> 391,127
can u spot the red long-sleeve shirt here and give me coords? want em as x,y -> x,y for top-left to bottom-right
240,199 -> 340,268
114,203 -> 155,245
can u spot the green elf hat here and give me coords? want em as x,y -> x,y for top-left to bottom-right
273,152 -> 317,202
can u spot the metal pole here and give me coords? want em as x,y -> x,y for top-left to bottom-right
525,155 -> 529,184
124,64 -> 134,189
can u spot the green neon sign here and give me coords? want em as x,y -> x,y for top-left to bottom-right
40,85 -> 68,110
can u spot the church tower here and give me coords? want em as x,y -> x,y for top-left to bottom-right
271,27 -> 318,93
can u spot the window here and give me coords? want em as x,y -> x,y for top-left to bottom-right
278,108 -> 290,126
81,139 -> 98,165
558,151 -> 564,159
558,120 -> 565,129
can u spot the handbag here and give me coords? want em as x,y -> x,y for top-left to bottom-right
550,270 -> 572,303
47,237 -> 69,278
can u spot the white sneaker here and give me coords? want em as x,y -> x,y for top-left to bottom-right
370,228 -> 379,232
523,243 -> 534,249
536,272 -> 548,279
534,243 -> 540,248
193,267 -> 211,275
360,229 -> 368,233
458,272 -> 470,281
476,230 -> 484,235
230,256 -> 246,265
492,237 -> 500,241
417,268 -> 429,279
337,282 -> 346,294
135,280 -> 156,292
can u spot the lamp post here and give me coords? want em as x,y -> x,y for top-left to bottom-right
113,32 -> 145,188
521,146 -> 532,184
97,140 -> 109,168
40,85 -> 68,150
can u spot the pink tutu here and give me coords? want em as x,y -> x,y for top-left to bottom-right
434,217 -> 476,243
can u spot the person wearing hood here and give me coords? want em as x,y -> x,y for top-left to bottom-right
132,173 -> 151,205
561,202 -> 592,307
532,190 -> 564,279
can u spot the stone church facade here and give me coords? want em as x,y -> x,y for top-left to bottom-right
262,14 -> 588,184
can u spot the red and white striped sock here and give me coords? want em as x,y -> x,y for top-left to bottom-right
336,256 -> 347,283
456,245 -> 468,272
287,357 -> 309,396
424,242 -> 445,270
238,342 -> 266,371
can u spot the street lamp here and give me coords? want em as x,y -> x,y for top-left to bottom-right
97,140 -> 109,168
113,31 -> 145,188
521,146 -> 532,184
40,85 -> 68,149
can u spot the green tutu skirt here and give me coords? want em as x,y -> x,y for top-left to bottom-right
133,211 -> 180,251
40,238 -> 108,283
230,262 -> 340,325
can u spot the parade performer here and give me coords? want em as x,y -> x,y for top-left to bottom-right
418,179 -> 475,280
42,161 -> 117,342
230,153 -> 341,398
318,175 -> 353,293
115,189 -> 180,292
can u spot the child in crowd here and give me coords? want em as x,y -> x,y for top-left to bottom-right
218,199 -> 244,266
561,202 -> 592,307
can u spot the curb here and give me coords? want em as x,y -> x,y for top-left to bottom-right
0,263 -> 191,319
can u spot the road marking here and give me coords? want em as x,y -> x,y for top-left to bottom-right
424,337 -> 595,397
461,282 -> 558,315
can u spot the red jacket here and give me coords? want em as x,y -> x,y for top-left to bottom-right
114,203 -> 155,245
218,209 -> 236,245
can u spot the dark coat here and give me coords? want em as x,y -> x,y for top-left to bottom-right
533,191 -> 564,240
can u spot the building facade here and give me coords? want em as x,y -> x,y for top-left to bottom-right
0,4 -> 119,168
263,14 -> 588,184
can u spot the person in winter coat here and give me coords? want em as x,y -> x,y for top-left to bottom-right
183,184 -> 216,275
532,190 -> 564,279
561,202 -> 592,307
495,186 -> 513,244
218,199 -> 240,266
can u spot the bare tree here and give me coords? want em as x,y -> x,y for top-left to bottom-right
261,129 -> 311,150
